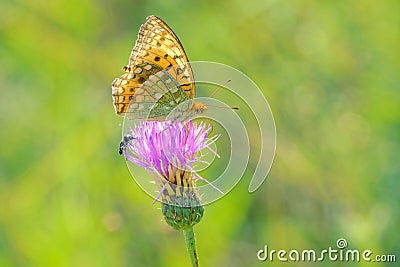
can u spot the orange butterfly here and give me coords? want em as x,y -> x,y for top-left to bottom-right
112,16 -> 206,121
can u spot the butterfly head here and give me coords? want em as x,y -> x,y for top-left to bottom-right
192,102 -> 207,113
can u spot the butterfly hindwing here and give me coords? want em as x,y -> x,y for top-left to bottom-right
126,69 -> 191,120
112,63 -> 163,115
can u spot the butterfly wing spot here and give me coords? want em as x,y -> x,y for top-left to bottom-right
141,51 -> 149,57
134,67 -> 143,74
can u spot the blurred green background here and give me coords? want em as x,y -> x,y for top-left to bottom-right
1,0 -> 399,266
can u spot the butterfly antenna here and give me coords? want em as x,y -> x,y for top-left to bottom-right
209,79 -> 232,98
206,104 -> 239,110
206,79 -> 238,110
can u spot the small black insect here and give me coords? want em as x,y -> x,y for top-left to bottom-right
119,134 -> 135,155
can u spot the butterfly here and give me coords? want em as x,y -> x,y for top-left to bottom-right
112,15 -> 206,121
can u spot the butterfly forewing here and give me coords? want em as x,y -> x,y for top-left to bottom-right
128,16 -> 195,98
112,15 -> 204,119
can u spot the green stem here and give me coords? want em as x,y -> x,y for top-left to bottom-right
183,227 -> 199,267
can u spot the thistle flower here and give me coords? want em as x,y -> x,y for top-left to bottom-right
123,120 -> 220,230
